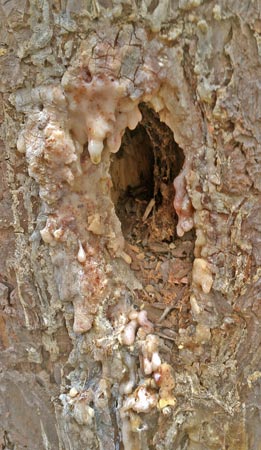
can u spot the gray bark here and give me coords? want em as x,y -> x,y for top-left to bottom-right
0,1 -> 260,449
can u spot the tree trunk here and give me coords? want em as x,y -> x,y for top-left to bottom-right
0,1 -> 260,449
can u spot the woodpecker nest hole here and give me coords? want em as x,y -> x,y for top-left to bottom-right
111,104 -> 185,244
110,104 -> 195,331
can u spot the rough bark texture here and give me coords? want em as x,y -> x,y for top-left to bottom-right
0,1 -> 260,449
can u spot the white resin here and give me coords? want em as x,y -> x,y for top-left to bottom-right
88,139 -> 104,164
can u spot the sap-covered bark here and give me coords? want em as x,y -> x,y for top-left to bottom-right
0,1 -> 260,449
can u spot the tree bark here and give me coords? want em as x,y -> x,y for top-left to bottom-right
0,1 -> 260,449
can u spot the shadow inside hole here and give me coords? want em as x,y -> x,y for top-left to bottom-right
110,103 -> 185,245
